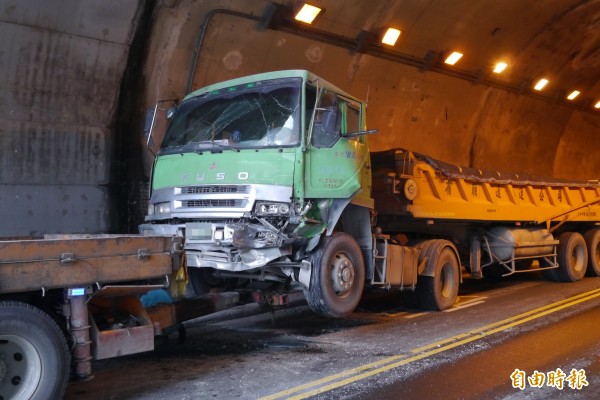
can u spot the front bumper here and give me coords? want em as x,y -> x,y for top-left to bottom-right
140,221 -> 293,272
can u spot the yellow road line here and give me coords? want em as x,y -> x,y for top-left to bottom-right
261,288 -> 600,400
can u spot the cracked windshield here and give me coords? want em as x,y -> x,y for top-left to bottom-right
161,79 -> 301,153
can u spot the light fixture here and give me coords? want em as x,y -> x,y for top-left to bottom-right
381,28 -> 401,46
595,101 -> 600,109
444,52 -> 463,65
566,90 -> 580,100
534,78 -> 549,91
294,3 -> 322,24
493,62 -> 508,74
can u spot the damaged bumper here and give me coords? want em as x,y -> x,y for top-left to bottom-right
142,221 -> 294,272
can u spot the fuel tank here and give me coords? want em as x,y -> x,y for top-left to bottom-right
486,227 -> 557,261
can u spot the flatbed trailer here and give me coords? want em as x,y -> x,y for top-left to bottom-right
0,235 -> 243,400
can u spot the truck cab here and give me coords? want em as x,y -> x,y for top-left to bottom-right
141,70 -> 375,317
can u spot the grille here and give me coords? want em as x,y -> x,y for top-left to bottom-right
183,199 -> 246,208
182,185 -> 249,194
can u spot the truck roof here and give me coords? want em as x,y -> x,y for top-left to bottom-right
184,70 -> 362,103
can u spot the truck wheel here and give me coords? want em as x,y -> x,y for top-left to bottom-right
555,232 -> 588,282
416,243 -> 459,310
584,228 -> 600,276
306,233 -> 365,318
0,301 -> 70,400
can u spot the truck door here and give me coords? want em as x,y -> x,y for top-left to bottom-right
305,89 -> 370,202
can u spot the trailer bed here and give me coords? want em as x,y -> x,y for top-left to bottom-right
372,149 -> 600,224
0,235 -> 177,294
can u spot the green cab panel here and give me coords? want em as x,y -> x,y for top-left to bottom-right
305,137 -> 370,201
152,149 -> 297,189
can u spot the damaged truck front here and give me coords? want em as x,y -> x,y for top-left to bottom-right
141,70 -> 376,317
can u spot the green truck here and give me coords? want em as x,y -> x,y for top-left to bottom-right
142,70 -> 378,318
141,69 -> 600,318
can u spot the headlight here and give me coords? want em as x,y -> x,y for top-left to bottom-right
255,202 -> 291,216
154,202 -> 171,215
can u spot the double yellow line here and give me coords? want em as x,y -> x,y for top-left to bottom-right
261,288 -> 600,400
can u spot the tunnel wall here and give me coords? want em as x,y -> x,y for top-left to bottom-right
0,0 -> 143,237
0,0 -> 597,237
142,0 -> 599,182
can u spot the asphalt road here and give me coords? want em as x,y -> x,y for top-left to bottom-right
66,273 -> 600,399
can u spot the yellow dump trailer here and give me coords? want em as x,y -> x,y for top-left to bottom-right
373,148 -> 600,224
371,148 -> 600,306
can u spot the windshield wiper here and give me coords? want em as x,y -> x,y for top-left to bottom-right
208,140 -> 240,153
186,139 -> 240,153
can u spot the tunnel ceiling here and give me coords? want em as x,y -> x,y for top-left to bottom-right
144,0 -> 600,181
188,0 -> 600,108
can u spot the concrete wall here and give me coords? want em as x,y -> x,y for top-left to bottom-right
1,0 -> 598,237
0,0 -> 143,236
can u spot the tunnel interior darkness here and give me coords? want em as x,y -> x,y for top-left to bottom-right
0,0 -> 598,236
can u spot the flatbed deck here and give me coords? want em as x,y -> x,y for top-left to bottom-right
0,235 -> 177,294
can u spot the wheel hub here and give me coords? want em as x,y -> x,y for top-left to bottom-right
571,246 -> 585,272
0,335 -> 41,400
331,254 -> 355,296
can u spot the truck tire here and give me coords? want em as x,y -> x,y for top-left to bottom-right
584,228 -> 600,276
415,242 -> 459,310
0,301 -> 70,400
306,233 -> 365,318
555,232 -> 588,282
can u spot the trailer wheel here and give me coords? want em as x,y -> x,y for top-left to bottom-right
555,232 -> 588,282
306,233 -> 365,318
584,228 -> 600,276
0,301 -> 70,400
416,243 -> 459,310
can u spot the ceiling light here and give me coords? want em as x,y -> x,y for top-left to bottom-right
566,90 -> 580,100
595,101 -> 600,109
444,52 -> 463,65
534,78 -> 549,91
493,62 -> 508,73
294,4 -> 322,24
381,28 -> 401,46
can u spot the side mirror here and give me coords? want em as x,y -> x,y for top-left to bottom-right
166,106 -> 177,120
143,104 -> 158,147
322,106 -> 341,135
142,99 -> 178,154
143,106 -> 157,148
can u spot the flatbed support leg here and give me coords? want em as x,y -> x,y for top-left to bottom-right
69,295 -> 93,380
